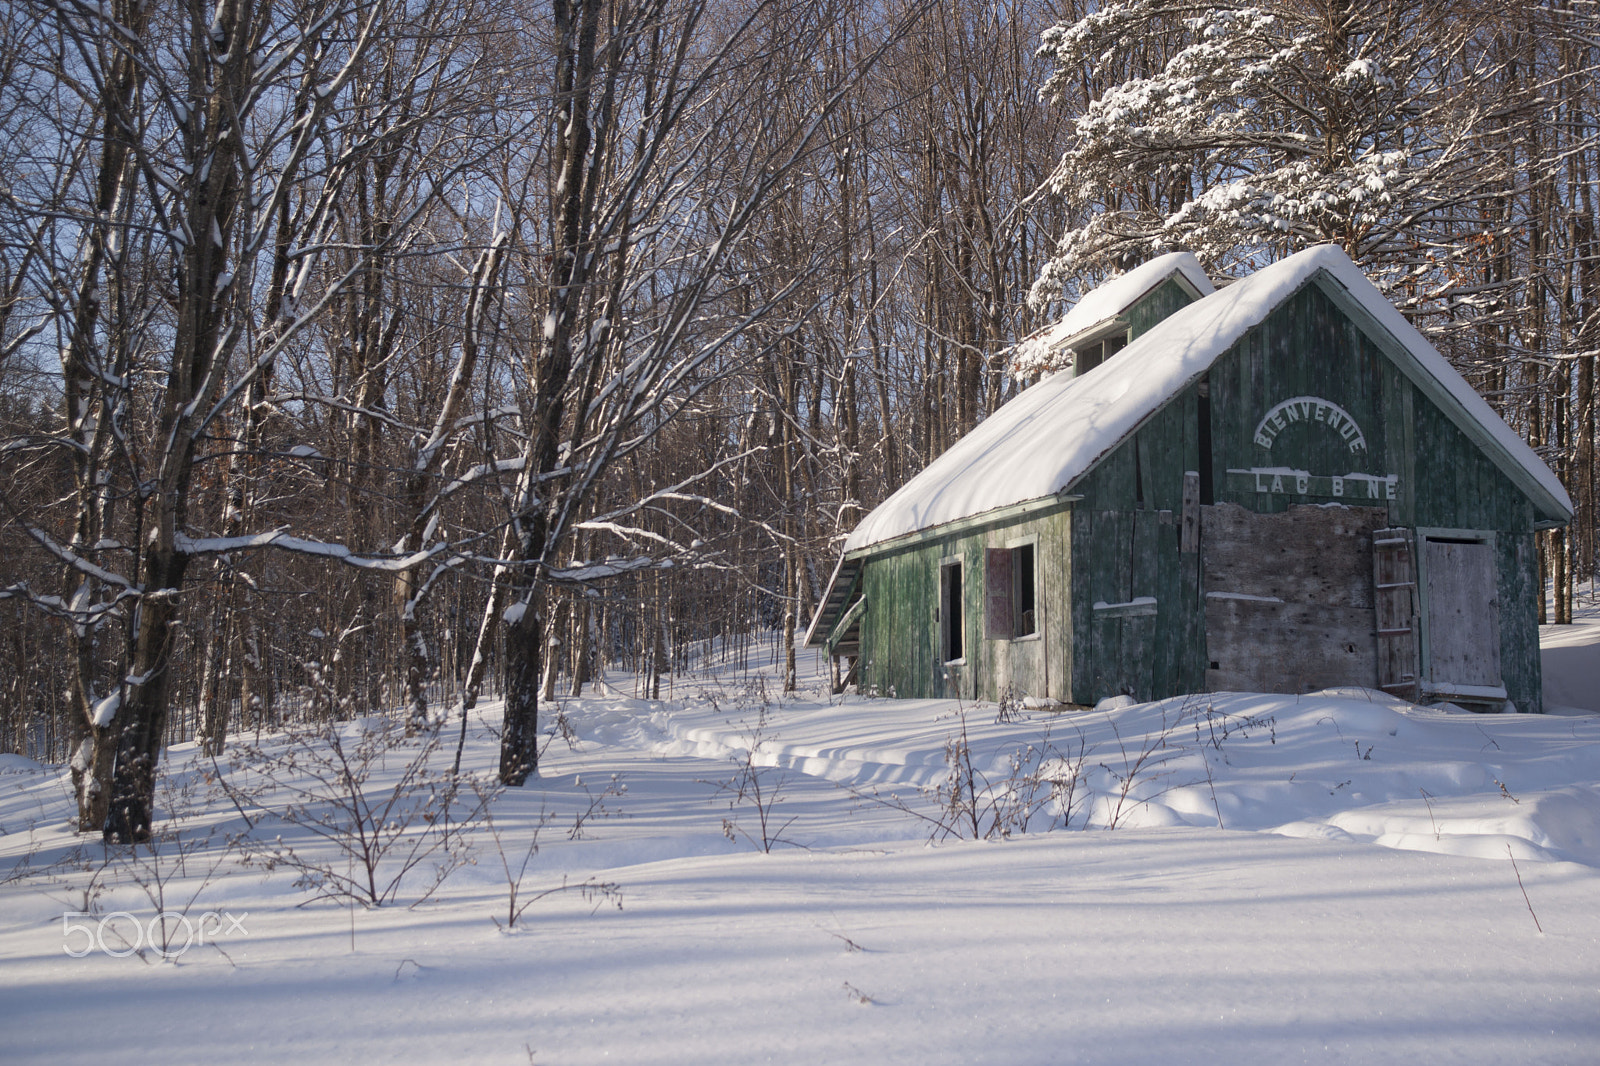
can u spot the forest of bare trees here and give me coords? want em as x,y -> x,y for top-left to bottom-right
2,0 -> 1598,839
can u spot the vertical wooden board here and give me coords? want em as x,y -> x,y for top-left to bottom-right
1137,404 -> 1178,512
1180,388 -> 1200,506
963,540 -> 980,701
882,545 -> 937,699
860,562 -> 874,690
947,543 -> 963,694
1089,513 -> 1120,699
1132,509 -> 1161,695
1398,382 -> 1417,527
1451,439 -> 1472,530
1151,515 -> 1183,698
865,558 -> 884,694
1170,395 -> 1198,510
929,548 -> 950,698
1214,341 -> 1243,496
1091,611 -> 1118,700
1050,509 -> 1073,702
1423,539 -> 1502,689
1379,368 -> 1414,526
1501,530 -> 1541,713
1080,509 -> 1160,702
1180,550 -> 1206,692
1181,472 -> 1201,554
1136,432 -> 1153,508
916,549 -> 935,693
1132,508 -> 1160,596
882,553 -> 900,696
1112,510 -> 1134,604
885,552 -> 902,695
1070,507 -> 1095,700
881,556 -> 897,695
1123,614 -> 1156,701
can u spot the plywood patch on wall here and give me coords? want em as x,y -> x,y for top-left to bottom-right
1202,502 -> 1388,693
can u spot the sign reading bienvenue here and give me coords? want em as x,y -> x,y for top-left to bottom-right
1253,395 -> 1368,454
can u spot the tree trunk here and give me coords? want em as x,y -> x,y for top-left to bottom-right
105,547 -> 191,843
499,600 -> 543,786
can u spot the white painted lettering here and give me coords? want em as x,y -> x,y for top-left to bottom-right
1296,473 -> 1309,493
1331,476 -> 1344,496
1254,395 -> 1370,454
1254,471 -> 1270,493
1271,474 -> 1285,493
1367,478 -> 1380,499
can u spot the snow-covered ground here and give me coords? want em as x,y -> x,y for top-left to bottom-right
4,631 -> 1599,1065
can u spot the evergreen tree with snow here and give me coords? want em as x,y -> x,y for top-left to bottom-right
1030,0 -> 1500,309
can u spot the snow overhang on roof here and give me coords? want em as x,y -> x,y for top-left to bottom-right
843,245 -> 1572,556
1012,251 -> 1214,374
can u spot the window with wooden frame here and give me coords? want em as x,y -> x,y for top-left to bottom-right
986,540 -> 1037,640
1073,329 -> 1130,376
939,557 -> 964,664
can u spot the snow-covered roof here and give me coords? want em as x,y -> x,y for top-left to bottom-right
845,245 -> 1572,553
1011,251 -> 1214,377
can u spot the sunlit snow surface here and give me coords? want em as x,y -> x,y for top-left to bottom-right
3,628 -> 1599,1064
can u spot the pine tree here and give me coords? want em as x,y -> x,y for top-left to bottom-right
1032,0 -> 1500,307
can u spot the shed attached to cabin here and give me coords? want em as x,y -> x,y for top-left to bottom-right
806,246 -> 1573,713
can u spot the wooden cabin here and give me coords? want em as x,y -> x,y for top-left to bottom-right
806,246 -> 1573,713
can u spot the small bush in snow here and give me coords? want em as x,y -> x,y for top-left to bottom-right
854,703 -> 1093,841
219,718 -> 490,908
468,777 -> 623,932
708,684 -> 803,853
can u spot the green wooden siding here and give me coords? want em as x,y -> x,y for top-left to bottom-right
1066,389 -> 1204,703
854,506 -> 1074,703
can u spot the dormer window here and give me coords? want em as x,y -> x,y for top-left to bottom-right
1073,328 -> 1130,376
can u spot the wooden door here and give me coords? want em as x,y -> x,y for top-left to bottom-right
1421,538 -> 1502,697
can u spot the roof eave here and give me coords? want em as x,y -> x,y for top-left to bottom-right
1051,264 -> 1213,356
844,491 -> 1084,563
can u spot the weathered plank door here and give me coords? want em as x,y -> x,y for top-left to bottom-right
1421,538 -> 1502,699
1202,502 -> 1387,693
